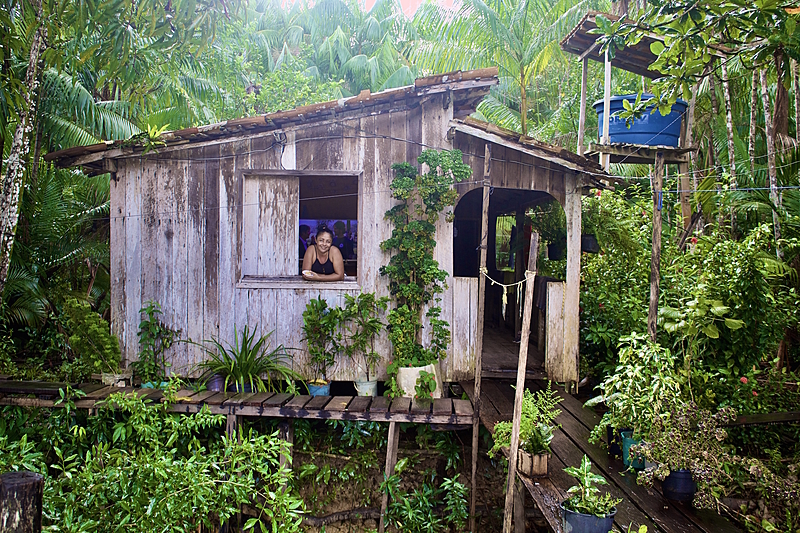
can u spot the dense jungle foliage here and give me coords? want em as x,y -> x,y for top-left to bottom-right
1,0 -> 800,530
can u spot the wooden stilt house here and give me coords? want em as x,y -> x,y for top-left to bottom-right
47,68 -> 604,384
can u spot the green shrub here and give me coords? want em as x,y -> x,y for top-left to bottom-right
63,298 -> 121,374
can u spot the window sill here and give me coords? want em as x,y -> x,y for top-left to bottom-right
237,276 -> 359,290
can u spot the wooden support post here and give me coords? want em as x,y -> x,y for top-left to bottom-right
577,57 -> 589,156
470,143 -> 492,533
602,50 -> 612,172
279,419 -> 294,473
648,152 -> 665,342
379,421 -> 400,533
502,232 -> 539,533
514,478 -> 526,533
225,414 -> 240,441
1,471 -> 44,533
560,173 -> 582,390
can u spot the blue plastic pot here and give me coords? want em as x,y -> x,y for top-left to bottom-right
621,431 -> 645,470
662,469 -> 696,502
308,382 -> 330,397
561,503 -> 616,533
593,94 -> 688,147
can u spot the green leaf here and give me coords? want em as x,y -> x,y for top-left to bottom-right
724,318 -> 744,330
702,324 -> 720,339
649,41 -> 665,55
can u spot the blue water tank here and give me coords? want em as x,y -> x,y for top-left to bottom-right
593,94 -> 688,147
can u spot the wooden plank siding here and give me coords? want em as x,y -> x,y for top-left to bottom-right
107,99 -> 580,382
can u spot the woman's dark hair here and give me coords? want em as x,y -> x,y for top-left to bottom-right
316,226 -> 334,241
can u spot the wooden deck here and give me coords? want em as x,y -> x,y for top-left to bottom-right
0,381 -> 474,425
462,379 -> 739,533
481,326 -> 546,379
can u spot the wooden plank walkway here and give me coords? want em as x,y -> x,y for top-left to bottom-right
0,381 -> 473,425
462,379 -> 739,533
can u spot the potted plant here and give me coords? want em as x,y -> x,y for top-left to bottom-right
381,150 -> 471,398
561,455 -> 621,533
585,333 -> 683,468
195,325 -> 300,393
489,382 -> 563,477
302,296 -> 342,396
342,292 -> 389,396
632,402 -> 736,504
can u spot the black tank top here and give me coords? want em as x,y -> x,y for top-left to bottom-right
311,256 -> 335,275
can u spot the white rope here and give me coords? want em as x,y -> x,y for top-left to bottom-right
479,267 -> 536,307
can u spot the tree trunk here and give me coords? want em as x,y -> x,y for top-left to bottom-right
721,60 -> 737,189
773,48 -> 789,139
709,67 -> 719,171
749,70 -> 759,177
0,0 -> 44,302
0,471 -> 44,533
759,69 -> 782,258
686,79 -> 701,209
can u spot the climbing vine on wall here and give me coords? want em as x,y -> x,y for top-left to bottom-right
381,149 -> 472,395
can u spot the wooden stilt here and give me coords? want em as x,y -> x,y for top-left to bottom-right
225,414 -> 239,441
648,152 -> 665,342
514,477 -> 526,533
378,421 -> 400,533
470,143 -> 492,533
502,232 -> 540,533
578,57 -> 589,156
279,419 -> 294,473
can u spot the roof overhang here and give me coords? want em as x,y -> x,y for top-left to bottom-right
450,117 -> 609,189
47,68 -> 499,174
560,11 -> 727,79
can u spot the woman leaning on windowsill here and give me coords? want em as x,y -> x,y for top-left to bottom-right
302,226 -> 345,282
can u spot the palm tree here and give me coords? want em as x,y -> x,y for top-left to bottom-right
411,0 -> 599,135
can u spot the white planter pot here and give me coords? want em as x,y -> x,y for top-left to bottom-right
396,363 -> 443,399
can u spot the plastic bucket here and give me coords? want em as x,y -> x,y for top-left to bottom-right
561,503 -> 616,533
308,382 -> 330,397
593,94 -> 688,147
354,380 -> 378,397
662,469 -> 696,502
621,431 -> 645,470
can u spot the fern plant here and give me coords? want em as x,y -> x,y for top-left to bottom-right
490,381 -> 562,457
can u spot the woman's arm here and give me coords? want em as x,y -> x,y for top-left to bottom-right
302,246 -> 315,280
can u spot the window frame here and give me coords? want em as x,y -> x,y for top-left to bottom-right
236,169 -> 361,290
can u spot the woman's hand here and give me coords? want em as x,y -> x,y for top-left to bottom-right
302,270 -> 316,281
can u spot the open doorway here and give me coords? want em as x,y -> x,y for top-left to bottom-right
453,188 -> 565,378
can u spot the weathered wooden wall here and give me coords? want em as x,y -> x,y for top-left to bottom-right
110,93 -> 479,381
453,132 -> 567,206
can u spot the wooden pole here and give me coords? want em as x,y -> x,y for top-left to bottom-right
648,152 -> 665,342
794,60 -> 800,146
379,421 -> 400,533
502,232 -> 540,533
720,60 -> 737,190
514,208 -> 525,337
577,57 -> 589,156
470,143 -> 492,533
0,471 -> 44,533
602,50 -> 612,172
749,70 -> 759,177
